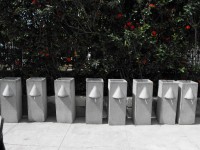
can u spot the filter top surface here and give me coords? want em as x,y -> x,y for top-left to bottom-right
176,80 -> 197,85
56,77 -> 74,81
3,77 -> 21,81
108,79 -> 127,83
133,79 -> 152,83
86,78 -> 103,82
27,77 -> 46,81
159,80 -> 174,83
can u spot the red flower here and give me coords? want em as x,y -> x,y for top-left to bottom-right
39,51 -> 44,55
32,0 -> 37,4
124,24 -> 128,29
142,58 -> 147,65
56,10 -> 63,17
130,25 -> 135,30
136,22 -> 140,26
149,3 -> 156,8
45,53 -> 49,57
74,50 -> 78,57
116,13 -> 123,19
127,22 -> 132,26
151,31 -> 157,37
15,60 -> 21,66
185,25 -> 191,30
66,57 -> 71,62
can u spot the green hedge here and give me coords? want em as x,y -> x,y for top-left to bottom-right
0,0 -> 200,95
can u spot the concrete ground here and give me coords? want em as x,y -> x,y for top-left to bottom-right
3,117 -> 200,150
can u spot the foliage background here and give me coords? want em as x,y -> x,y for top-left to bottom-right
0,0 -> 200,96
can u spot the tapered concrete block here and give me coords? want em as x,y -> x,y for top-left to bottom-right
0,77 -> 22,122
108,79 -> 127,125
86,78 -> 104,124
176,80 -> 198,125
26,78 -> 47,122
157,80 -> 178,124
54,78 -> 75,123
133,79 -> 153,125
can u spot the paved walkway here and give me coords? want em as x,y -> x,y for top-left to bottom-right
3,117 -> 200,150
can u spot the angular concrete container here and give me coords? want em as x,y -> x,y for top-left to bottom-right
54,78 -> 75,123
133,79 -> 153,125
157,80 -> 178,124
26,78 -> 47,122
108,79 -> 127,125
1,77 -> 22,122
86,78 -> 104,124
176,80 -> 198,125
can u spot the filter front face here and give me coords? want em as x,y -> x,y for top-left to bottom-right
0,79 -> 2,106
178,83 -> 198,124
54,79 -> 75,123
27,78 -> 47,122
1,80 -> 18,122
86,79 -> 103,124
159,83 -> 178,124
133,81 -> 153,125
108,80 -> 127,125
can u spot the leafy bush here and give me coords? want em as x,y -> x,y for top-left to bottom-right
0,0 -> 199,95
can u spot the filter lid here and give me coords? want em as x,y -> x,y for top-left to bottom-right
58,85 -> 69,97
2,84 -> 14,97
139,87 -> 150,99
29,84 -> 41,97
112,86 -> 125,99
184,87 -> 194,100
89,86 -> 101,99
164,87 -> 175,99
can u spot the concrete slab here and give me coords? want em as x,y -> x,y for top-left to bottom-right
60,124 -> 129,149
59,146 -> 128,150
5,144 -> 58,150
3,120 -> 71,147
2,117 -> 200,150
3,123 -> 17,135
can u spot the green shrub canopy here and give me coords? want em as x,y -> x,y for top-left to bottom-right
0,0 -> 200,94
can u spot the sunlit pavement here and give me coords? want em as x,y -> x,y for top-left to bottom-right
3,117 -> 200,150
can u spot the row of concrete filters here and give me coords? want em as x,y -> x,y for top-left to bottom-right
0,77 -> 47,123
88,79 -> 152,125
28,77 -> 76,123
0,77 -> 75,123
157,80 -> 198,125
132,79 -> 198,125
86,78 -> 128,125
0,78 -> 198,125
87,79 -> 198,125
0,77 -> 127,124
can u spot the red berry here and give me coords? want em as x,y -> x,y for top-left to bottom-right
130,25 -> 135,30
66,57 -> 71,62
185,25 -> 191,30
116,13 -> 123,19
127,22 -> 132,26
151,31 -> 157,37
149,4 -> 156,8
